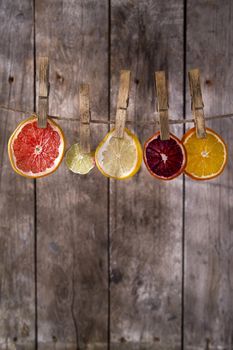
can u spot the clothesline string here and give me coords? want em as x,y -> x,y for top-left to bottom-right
0,104 -> 233,126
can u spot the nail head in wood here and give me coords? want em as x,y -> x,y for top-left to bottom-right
188,68 -> 206,138
155,71 -> 170,140
79,84 -> 91,153
114,70 -> 131,138
38,57 -> 49,128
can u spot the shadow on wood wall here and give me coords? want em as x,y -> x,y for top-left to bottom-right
0,0 -> 232,349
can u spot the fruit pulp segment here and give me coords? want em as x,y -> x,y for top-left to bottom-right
146,136 -> 184,178
184,131 -> 226,177
66,143 -> 95,174
13,121 -> 61,174
96,129 -> 141,179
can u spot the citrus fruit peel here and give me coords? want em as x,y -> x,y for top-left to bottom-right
95,128 -> 142,180
8,116 -> 65,178
143,132 -> 187,180
65,143 -> 95,175
182,127 -> 227,180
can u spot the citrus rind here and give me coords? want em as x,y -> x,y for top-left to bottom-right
95,128 -> 142,180
8,116 -> 66,179
182,127 -> 227,180
143,132 -> 187,180
65,143 -> 95,175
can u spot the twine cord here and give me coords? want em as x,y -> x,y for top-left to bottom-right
0,104 -> 233,126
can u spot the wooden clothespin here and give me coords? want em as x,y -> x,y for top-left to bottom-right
188,68 -> 206,138
114,70 -> 131,138
155,71 -> 170,140
38,57 -> 49,128
79,84 -> 91,153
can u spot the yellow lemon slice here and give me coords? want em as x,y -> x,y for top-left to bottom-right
66,143 -> 95,175
182,127 -> 227,180
95,128 -> 142,180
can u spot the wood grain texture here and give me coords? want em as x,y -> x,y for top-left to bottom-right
184,0 -> 233,348
79,84 -> 91,153
188,69 -> 206,139
38,56 -> 49,128
155,71 -> 170,140
114,70 -> 131,138
110,1 -> 184,349
35,0 -> 109,348
0,0 -> 35,348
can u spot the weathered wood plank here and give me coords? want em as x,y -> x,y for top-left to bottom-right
155,71 -> 170,140
35,0 -> 109,348
184,1 -> 233,349
0,0 -> 35,348
110,1 -> 184,349
38,56 -> 49,128
114,70 -> 131,138
79,84 -> 91,153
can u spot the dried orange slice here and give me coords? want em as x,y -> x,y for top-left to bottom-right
95,128 -> 142,180
182,127 -> 227,180
8,116 -> 65,178
144,132 -> 187,180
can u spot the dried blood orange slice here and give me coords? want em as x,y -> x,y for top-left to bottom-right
144,132 -> 187,180
8,116 -> 65,178
182,127 -> 227,180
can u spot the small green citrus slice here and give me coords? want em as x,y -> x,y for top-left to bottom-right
65,143 -> 95,175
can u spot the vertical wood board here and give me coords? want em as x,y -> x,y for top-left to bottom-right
184,1 -> 233,349
110,1 -> 184,349
35,0 -> 109,348
0,0 -> 35,348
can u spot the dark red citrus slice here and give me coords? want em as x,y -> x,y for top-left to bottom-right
8,116 -> 65,178
143,132 -> 187,180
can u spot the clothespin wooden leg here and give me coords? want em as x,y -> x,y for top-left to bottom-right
38,57 -> 49,128
79,84 -> 91,153
114,70 -> 131,138
155,71 -> 170,140
188,69 -> 206,139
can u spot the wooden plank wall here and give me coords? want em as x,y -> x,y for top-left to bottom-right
0,0 -> 232,349
0,1 -> 35,349
184,1 -> 233,349
110,1 -> 183,349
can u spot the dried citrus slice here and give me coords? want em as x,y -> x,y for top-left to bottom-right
66,143 -> 95,174
182,127 -> 227,180
144,132 -> 187,180
95,128 -> 142,180
8,116 -> 65,178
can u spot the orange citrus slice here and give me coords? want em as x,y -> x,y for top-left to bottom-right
95,128 -> 142,180
8,116 -> 65,178
182,127 -> 227,180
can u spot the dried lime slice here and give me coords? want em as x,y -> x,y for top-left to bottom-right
65,143 -> 95,174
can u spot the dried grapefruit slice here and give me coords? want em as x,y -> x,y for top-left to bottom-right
8,116 -> 65,178
144,132 -> 187,180
66,143 -> 95,174
95,128 -> 142,180
182,127 -> 227,180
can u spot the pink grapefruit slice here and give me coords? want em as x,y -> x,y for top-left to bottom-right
8,116 -> 65,178
144,132 -> 187,180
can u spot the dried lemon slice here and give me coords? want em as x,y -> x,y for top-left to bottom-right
66,143 -> 95,175
95,128 -> 142,180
